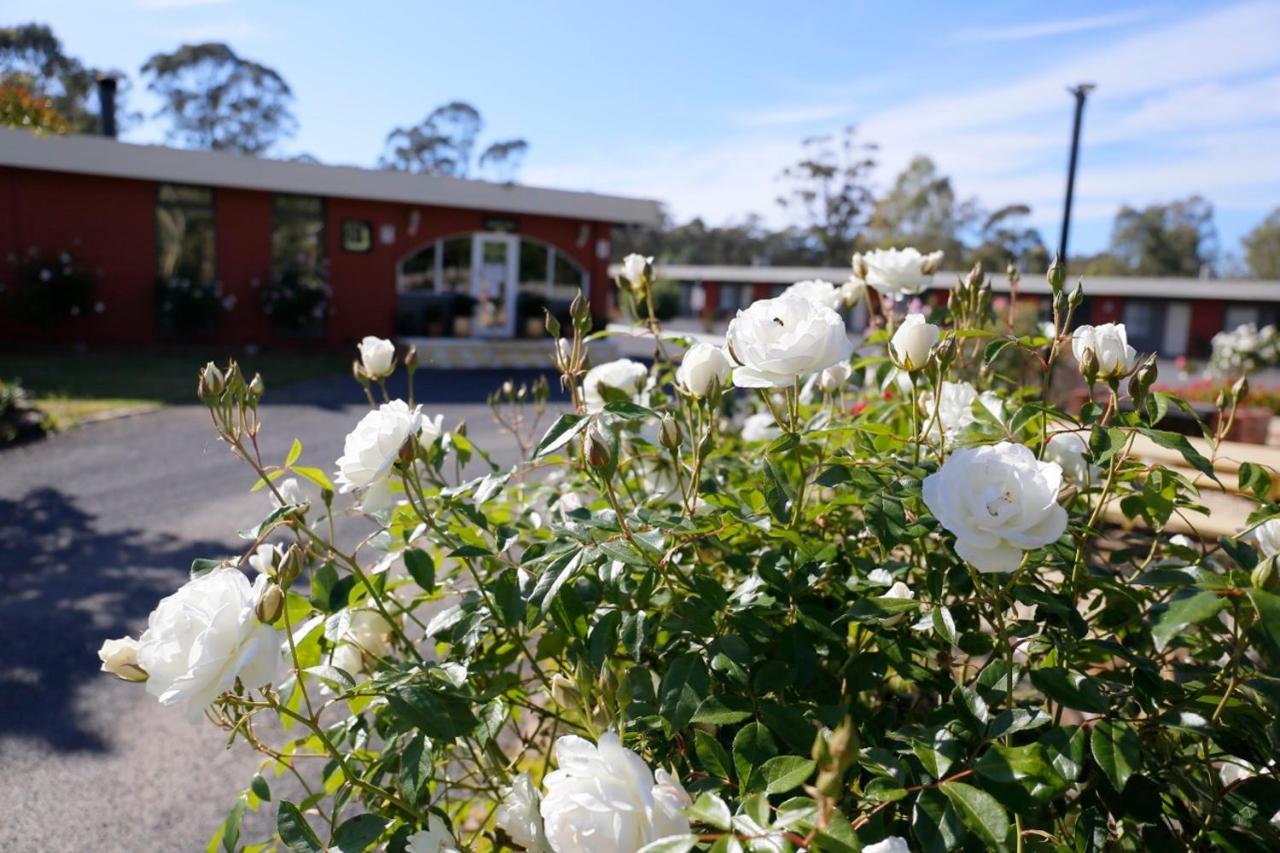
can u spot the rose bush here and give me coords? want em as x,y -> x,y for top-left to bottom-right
100,251 -> 1280,852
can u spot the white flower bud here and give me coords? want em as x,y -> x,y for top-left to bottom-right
675,343 -> 731,397
888,314 -> 941,373
357,335 -> 396,379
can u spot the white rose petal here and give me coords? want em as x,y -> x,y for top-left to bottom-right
1071,323 -> 1138,379
541,732 -> 691,852
497,772 -> 548,852
620,253 -> 652,289
358,335 -> 396,379
271,476 -> 306,509
136,569 -> 283,720
864,837 -> 912,853
741,412 -> 782,443
726,293 -> 853,388
405,815 -> 461,853
889,313 -> 941,373
784,279 -> 842,312
676,343 -> 731,397
818,361 -> 852,392
335,400 -> 423,497
98,636 -> 147,682
863,247 -> 939,301
1252,518 -> 1280,559
925,381 -> 978,439
840,277 -> 867,307
922,441 -> 1068,573
1044,431 -> 1099,485
248,542 -> 283,575
582,358 -> 648,414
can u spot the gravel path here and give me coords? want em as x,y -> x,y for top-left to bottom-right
0,370 -> 550,852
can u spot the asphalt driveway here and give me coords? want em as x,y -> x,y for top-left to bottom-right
0,369 -> 554,852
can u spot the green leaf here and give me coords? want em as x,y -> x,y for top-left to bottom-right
291,466 -> 334,491
760,755 -> 816,794
912,788 -> 964,853
695,729 -> 734,781
687,791 -> 732,830
190,558 -> 222,578
659,653 -> 710,730
331,814 -> 386,851
984,337 -> 1015,366
277,802 -> 322,853
939,781 -> 1010,848
1030,667 -> 1109,714
1238,461 -> 1273,500
220,797 -> 246,853
250,773 -> 271,802
386,684 -> 478,740
692,695 -> 753,725
284,437 -> 303,467
637,836 -> 699,853
733,722 -> 778,792
403,548 -> 435,593
1249,589 -> 1280,655
1139,428 -> 1219,484
1151,590 -> 1226,651
534,413 -> 588,457
1091,719 -> 1140,792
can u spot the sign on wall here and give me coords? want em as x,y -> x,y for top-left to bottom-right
341,220 -> 372,253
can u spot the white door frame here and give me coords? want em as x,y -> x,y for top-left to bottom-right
470,232 -> 518,338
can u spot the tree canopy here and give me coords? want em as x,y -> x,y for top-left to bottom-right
0,22 -> 120,133
141,42 -> 296,155
380,101 -> 529,181
1243,208 -> 1280,280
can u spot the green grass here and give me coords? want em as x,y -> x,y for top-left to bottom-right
0,348 -> 349,428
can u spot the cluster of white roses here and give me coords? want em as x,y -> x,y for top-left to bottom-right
1209,322 -> 1280,377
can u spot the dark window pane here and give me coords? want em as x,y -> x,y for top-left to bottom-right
519,240 -> 549,294
156,183 -> 215,281
551,252 -> 584,300
399,242 -> 436,292
272,194 -> 325,275
441,236 -> 472,294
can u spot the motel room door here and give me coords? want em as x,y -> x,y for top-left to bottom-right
470,233 -> 518,337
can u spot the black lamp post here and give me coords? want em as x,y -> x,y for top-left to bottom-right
1058,83 -> 1095,270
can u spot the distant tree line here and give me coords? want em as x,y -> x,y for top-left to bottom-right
0,22 -> 529,180
617,124 -> 1280,280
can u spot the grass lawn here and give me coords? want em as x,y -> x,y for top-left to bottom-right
0,348 -> 349,428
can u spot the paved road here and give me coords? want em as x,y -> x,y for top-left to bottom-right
0,369 -> 555,852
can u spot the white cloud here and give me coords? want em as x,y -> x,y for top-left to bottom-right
948,10 -> 1151,43
733,104 -> 848,128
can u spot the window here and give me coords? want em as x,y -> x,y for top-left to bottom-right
272,194 -> 325,275
399,242 -> 437,292
440,236 -> 473,294
156,183 -> 215,282
395,234 -> 584,300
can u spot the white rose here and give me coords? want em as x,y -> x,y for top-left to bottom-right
248,542 -> 283,575
864,837 -> 911,853
676,343 -> 731,397
726,293 -> 853,388
620,253 -> 652,289
541,732 -> 691,852
357,335 -> 396,379
881,581 -> 914,626
1071,323 -> 1137,379
818,361 -> 852,392
335,399 -> 423,495
419,412 -> 445,448
889,313 -> 940,372
784,279 -> 842,312
497,772 -> 548,852
1044,431 -> 1098,485
406,814 -> 461,853
1252,519 -> 1280,558
136,569 -> 283,720
271,476 -> 306,508
98,636 -> 147,682
922,441 -> 1068,573
582,358 -> 648,413
863,247 -> 939,301
840,277 -> 867,307
978,390 -> 1004,421
741,412 -> 782,443
926,381 -> 978,438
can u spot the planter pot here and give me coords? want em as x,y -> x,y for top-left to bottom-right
453,317 -> 472,337
524,317 -> 545,339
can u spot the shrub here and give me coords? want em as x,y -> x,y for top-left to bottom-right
101,259 -> 1280,852
155,275 -> 230,336
0,377 -> 50,444
261,261 -> 331,333
5,247 -> 96,325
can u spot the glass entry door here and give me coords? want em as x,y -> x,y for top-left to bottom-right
470,234 -> 518,337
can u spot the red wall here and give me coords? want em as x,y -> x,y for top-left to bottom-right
1,167 -> 155,344
0,165 -> 614,348
1187,298 -> 1226,357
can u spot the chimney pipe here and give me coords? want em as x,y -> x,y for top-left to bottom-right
96,76 -> 118,138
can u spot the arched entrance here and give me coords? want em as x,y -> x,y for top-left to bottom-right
395,232 -> 587,338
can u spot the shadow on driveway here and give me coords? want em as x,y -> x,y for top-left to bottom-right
0,486 -> 228,753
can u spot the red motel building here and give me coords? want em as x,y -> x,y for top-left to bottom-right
0,126 -> 660,348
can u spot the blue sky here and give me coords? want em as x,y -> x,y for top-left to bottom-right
7,0 -> 1280,259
